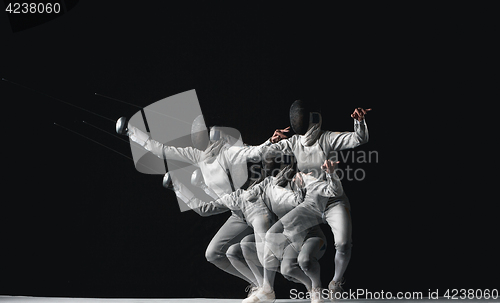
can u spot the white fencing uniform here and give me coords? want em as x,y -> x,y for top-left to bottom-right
127,124 -> 271,287
266,119 -> 368,179
264,118 -> 369,287
234,175 -> 330,292
173,175 -> 276,291
268,172 -> 345,253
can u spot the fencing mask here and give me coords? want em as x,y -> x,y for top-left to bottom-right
289,100 -> 322,135
191,115 -> 209,151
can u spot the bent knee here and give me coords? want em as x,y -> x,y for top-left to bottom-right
226,243 -> 243,260
334,241 -> 352,253
240,241 -> 256,256
241,234 -> 256,244
298,255 -> 315,272
240,234 -> 256,251
205,246 -> 227,263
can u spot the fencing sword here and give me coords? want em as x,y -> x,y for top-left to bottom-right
54,122 -> 164,174
1,78 -> 166,175
2,78 -> 115,122
3,77 -> 176,189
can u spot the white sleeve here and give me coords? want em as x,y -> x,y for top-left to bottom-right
226,143 -> 270,164
174,181 -> 230,217
145,139 -> 200,164
127,125 -> 150,146
324,172 -> 344,197
325,119 -> 369,151
264,135 -> 297,157
128,125 -> 200,164
257,138 -> 273,148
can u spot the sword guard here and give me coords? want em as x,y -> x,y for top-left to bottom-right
116,117 -> 129,135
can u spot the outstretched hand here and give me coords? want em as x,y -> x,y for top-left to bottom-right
321,160 -> 340,174
351,108 -> 372,121
271,126 -> 291,143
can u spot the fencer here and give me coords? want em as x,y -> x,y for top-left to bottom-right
240,160 -> 343,303
171,166 -> 279,300
250,101 -> 370,301
116,115 -> 281,298
237,160 -> 341,303
176,160 -> 342,303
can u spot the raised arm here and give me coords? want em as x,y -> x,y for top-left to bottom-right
270,126 -> 291,143
325,108 -> 370,151
128,125 -> 201,164
225,140 -> 274,164
263,134 -> 298,159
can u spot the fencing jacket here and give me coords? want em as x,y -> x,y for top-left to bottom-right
128,125 -> 270,219
266,119 -> 368,179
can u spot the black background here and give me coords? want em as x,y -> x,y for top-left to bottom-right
0,1 -> 498,299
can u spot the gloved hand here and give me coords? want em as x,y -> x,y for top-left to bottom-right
270,126 -> 291,143
321,160 -> 339,174
127,125 -> 150,147
273,164 -> 295,187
